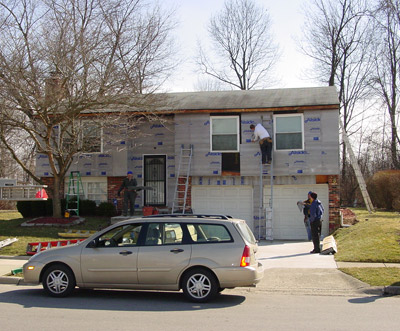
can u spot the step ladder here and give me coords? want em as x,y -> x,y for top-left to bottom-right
259,160 -> 274,240
65,171 -> 84,216
340,121 -> 374,213
172,145 -> 193,214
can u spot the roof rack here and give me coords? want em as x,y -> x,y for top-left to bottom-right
142,214 -> 233,220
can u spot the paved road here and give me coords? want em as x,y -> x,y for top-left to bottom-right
0,283 -> 398,331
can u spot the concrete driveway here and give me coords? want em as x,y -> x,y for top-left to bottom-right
250,240 -> 381,297
257,240 -> 337,269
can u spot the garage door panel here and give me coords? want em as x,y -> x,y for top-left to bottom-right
265,184 -> 329,240
192,186 -> 253,224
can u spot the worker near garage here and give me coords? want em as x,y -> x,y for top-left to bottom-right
302,191 -> 313,241
309,192 -> 324,254
250,123 -> 272,164
117,171 -> 140,216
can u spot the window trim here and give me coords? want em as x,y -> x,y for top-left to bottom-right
273,113 -> 304,151
210,116 -> 240,153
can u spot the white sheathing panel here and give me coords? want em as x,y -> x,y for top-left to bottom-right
192,185 -> 253,226
265,184 -> 329,240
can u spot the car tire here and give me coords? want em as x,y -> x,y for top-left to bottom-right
182,268 -> 218,303
42,264 -> 76,297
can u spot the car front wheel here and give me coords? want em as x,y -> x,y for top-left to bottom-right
182,268 -> 218,303
42,264 -> 76,297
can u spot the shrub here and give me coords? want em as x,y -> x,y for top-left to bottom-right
367,170 -> 400,211
96,202 -> 117,217
31,201 -> 47,217
16,201 -> 31,218
79,199 -> 97,216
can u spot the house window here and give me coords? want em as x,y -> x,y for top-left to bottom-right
82,123 -> 102,153
57,121 -> 103,154
210,116 -> 239,152
64,176 -> 107,205
274,114 -> 304,150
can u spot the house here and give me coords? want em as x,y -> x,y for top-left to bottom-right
37,86 -> 340,240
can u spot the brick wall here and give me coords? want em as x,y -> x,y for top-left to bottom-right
108,176 -> 125,212
328,175 -> 340,234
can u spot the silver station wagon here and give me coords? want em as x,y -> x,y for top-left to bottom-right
23,214 -> 264,302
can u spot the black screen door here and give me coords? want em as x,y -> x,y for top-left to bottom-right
144,155 -> 166,206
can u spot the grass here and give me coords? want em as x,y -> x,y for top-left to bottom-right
0,211 -> 110,256
334,208 -> 400,286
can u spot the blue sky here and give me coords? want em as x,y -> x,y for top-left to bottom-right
162,0 -> 316,92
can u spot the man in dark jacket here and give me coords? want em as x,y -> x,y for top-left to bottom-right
118,171 -> 139,216
302,191 -> 313,241
309,192 -> 324,253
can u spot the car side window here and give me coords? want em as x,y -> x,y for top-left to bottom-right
95,224 -> 142,247
144,223 -> 184,246
187,224 -> 232,243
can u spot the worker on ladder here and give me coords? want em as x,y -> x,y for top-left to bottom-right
117,171 -> 140,216
250,123 -> 272,164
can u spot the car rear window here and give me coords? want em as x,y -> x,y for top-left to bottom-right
235,222 -> 257,244
187,223 -> 232,243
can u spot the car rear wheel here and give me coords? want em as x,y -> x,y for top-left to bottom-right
182,268 -> 218,303
42,264 -> 76,297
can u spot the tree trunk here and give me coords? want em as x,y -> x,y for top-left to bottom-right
52,175 -> 62,218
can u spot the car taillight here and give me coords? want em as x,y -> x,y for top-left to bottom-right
240,245 -> 251,267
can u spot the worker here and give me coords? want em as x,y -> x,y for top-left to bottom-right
250,123 -> 272,164
117,171 -> 140,216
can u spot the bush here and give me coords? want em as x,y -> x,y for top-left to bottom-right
367,170 -> 400,211
96,202 -> 117,217
79,199 -> 97,216
31,201 -> 47,217
16,201 -> 32,218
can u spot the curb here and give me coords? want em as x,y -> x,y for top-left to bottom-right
383,286 -> 400,295
0,276 -> 26,285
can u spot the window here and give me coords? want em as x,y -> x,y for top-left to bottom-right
274,114 -> 304,150
187,224 -> 233,243
82,123 -> 102,153
64,176 -> 107,205
56,121 -> 103,154
95,224 -> 142,247
144,223 -> 184,246
210,116 -> 239,152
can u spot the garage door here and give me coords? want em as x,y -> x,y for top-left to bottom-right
265,184 -> 329,240
192,186 -> 253,223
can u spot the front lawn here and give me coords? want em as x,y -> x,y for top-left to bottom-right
0,211 -> 110,256
334,208 -> 400,286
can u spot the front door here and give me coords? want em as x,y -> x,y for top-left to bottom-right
144,155 -> 166,206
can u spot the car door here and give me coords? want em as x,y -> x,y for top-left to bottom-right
80,223 -> 142,286
137,222 -> 191,285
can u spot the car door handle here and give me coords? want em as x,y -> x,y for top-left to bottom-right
170,248 -> 184,253
119,251 -> 133,255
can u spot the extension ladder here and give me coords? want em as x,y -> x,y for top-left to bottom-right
259,160 -> 274,241
65,171 -> 84,216
172,145 -> 193,214
340,121 -> 374,213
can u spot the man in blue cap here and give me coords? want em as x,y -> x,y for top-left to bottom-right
118,171 -> 139,216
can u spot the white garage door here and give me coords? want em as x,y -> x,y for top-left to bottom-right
192,186 -> 253,223
265,184 -> 329,240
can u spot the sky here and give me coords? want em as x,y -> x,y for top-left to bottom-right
162,0 -> 317,92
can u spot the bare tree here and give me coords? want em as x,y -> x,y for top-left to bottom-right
370,0 -> 400,169
197,0 -> 280,90
301,0 -> 374,204
0,0 -> 177,217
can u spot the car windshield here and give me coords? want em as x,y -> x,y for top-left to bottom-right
235,222 -> 257,245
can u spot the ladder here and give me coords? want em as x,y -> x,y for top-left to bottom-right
65,171 -> 84,216
172,145 -> 193,214
340,121 -> 374,213
259,160 -> 274,240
